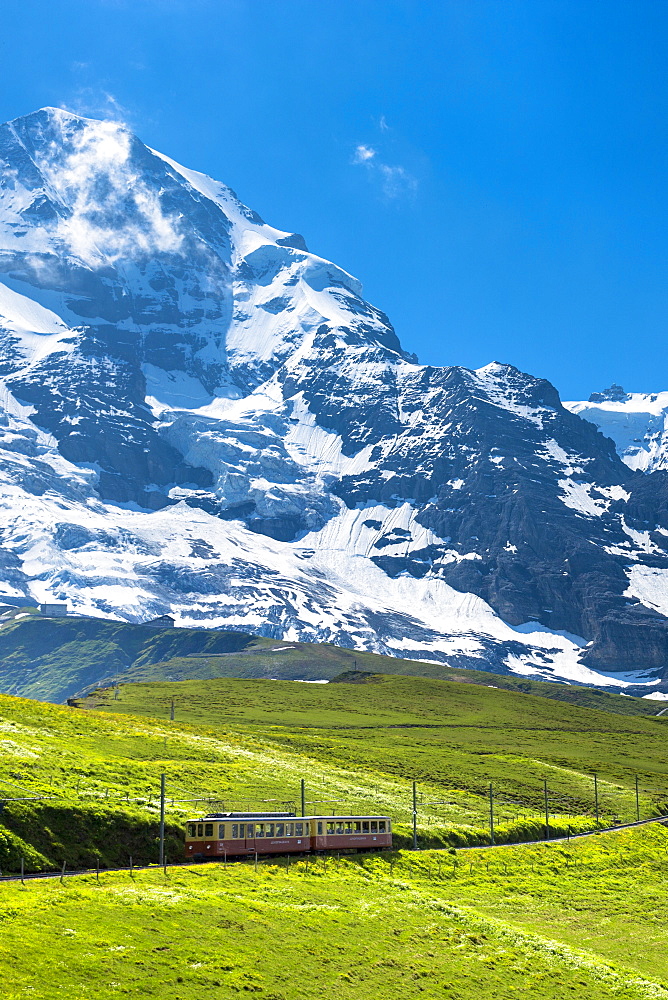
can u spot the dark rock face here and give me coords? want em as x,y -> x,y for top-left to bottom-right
0,107 -> 667,684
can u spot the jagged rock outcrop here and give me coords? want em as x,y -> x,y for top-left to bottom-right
0,108 -> 667,689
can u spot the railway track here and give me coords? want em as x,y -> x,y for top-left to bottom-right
1,813 -> 666,883
453,811 -> 668,851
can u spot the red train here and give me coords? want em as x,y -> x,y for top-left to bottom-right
185,811 -> 392,859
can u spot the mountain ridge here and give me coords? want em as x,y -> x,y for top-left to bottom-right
0,107 -> 667,689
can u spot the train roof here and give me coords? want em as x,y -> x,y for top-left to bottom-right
190,812 -> 296,820
187,813 -> 391,822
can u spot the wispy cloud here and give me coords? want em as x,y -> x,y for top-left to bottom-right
353,144 -> 377,164
35,117 -> 183,264
60,90 -> 133,126
351,134 -> 418,200
377,164 -> 417,199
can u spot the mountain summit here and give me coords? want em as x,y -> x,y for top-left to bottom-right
0,108 -> 667,690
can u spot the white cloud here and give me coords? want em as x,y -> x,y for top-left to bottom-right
351,141 -> 417,200
35,116 -> 184,264
61,90 -> 132,125
378,163 -> 418,199
353,144 -> 377,164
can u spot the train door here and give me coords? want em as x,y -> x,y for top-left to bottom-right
245,822 -> 257,854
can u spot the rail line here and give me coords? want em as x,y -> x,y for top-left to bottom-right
0,813 -> 667,884
452,811 -> 668,851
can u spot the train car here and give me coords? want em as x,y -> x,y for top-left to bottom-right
185,812 -> 310,860
184,811 -> 392,859
310,815 -> 392,852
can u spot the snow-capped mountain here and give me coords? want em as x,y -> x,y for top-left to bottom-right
0,107 -> 668,691
565,386 -> 668,473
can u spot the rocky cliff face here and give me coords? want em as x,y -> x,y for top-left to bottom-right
0,108 -> 667,690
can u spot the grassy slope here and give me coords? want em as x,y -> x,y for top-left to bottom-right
0,613 -> 664,719
0,673 -> 660,873
1,825 -> 668,999
78,673 -> 668,822
1,675 -> 668,997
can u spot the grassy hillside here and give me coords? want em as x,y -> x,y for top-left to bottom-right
77,672 -> 668,826
1,673 -> 667,997
0,672 -> 664,873
1,824 -> 667,999
0,612 -> 664,720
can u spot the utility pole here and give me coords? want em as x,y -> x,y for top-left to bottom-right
489,783 -> 494,846
170,698 -> 174,721
594,773 -> 599,823
635,774 -> 640,822
412,781 -> 418,850
543,779 -> 549,839
300,778 -> 305,818
159,773 -> 166,867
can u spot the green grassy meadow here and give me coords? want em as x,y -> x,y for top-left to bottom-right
0,670 -> 667,996
0,672 -> 665,872
1,823 -> 668,999
80,672 -> 668,824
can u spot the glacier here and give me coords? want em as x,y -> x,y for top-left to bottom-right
0,108 -> 667,691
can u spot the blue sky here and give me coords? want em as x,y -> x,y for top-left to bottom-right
1,0 -> 667,399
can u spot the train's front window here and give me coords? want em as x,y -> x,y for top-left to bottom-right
197,823 -> 204,837
204,823 -> 214,837
187,823 -> 196,838
379,820 -> 386,832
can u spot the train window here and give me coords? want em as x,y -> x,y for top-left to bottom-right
370,821 -> 377,833
335,821 -> 343,834
327,822 -> 335,834
286,824 -> 294,836
305,823 -> 310,834
204,823 -> 214,837
317,822 -> 323,835
197,824 -> 204,837
295,822 -> 303,836
266,824 -> 275,836
231,824 -> 238,839
354,822 -> 361,833
187,824 -> 196,837
276,824 -> 284,836
344,820 -> 352,834
379,821 -> 386,832
362,821 -> 369,833
218,824 -> 226,839
247,824 -> 254,837
256,824 -> 264,838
